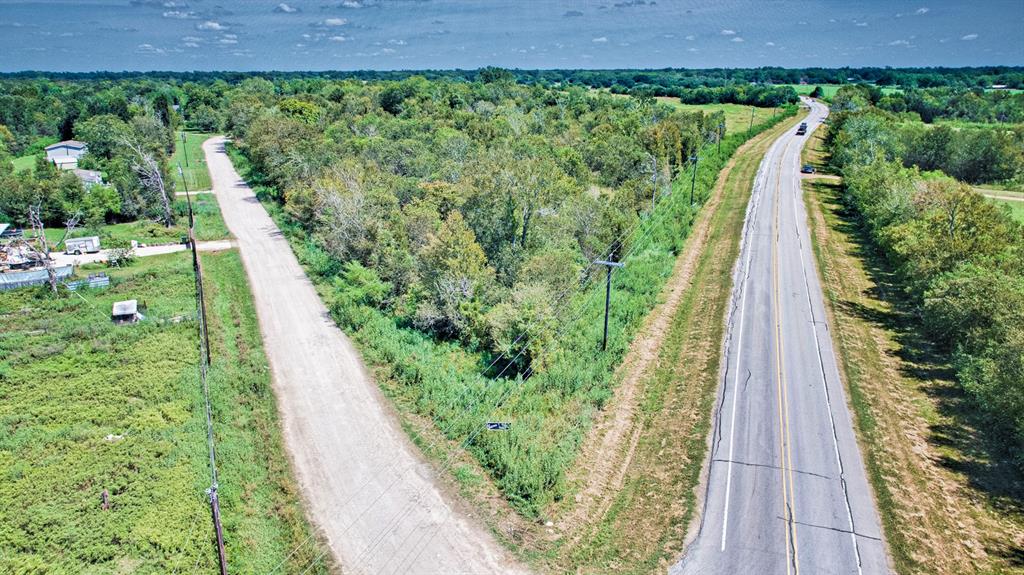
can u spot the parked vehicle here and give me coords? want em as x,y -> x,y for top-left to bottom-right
801,164 -> 816,174
65,236 -> 101,255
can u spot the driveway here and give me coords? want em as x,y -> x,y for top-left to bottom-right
201,136 -> 525,574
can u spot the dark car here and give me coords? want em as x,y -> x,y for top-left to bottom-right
801,164 -> 816,174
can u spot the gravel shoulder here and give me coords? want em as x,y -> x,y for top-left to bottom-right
202,136 -> 526,575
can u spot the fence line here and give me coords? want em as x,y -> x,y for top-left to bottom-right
183,184 -> 229,575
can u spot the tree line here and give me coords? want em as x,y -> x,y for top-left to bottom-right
827,86 -> 1024,466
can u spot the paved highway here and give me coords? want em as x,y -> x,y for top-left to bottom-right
673,99 -> 889,575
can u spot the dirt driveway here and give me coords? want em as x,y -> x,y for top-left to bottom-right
202,136 -> 525,575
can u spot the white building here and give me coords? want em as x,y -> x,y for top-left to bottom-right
45,140 -> 88,169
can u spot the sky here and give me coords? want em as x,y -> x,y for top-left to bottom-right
0,0 -> 1022,72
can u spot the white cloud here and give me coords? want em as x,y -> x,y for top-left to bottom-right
162,10 -> 197,19
184,42 -> 199,48
329,35 -> 347,42
889,39 -> 910,46
219,38 -> 238,44
916,7 -> 930,14
323,18 -> 348,26
731,37 -> 744,42
136,43 -> 166,54
720,29 -> 736,35
592,36 -> 608,43
685,34 -> 695,41
181,35 -> 201,42
196,21 -> 226,31
765,41 -> 775,46
687,47 -> 698,52
855,21 -> 868,27
342,0 -> 363,7
387,38 -> 407,45
961,33 -> 978,40
274,3 -> 299,13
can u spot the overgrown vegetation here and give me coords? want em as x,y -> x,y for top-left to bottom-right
0,251 -> 328,573
225,71 -> 795,517
827,85 -> 1024,469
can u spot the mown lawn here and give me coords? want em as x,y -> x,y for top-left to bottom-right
170,131 -> 214,192
11,154 -> 37,173
0,250 -> 328,573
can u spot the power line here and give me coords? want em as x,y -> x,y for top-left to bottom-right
284,139 -> 719,575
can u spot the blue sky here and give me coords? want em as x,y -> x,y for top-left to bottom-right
0,0 -> 1021,72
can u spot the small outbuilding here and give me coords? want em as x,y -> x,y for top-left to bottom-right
112,299 -> 141,324
73,168 -> 104,186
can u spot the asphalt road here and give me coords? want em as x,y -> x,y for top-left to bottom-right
202,137 -> 525,575
673,99 -> 889,575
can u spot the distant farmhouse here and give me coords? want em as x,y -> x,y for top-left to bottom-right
45,140 -> 88,169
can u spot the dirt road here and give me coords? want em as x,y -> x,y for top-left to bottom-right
202,136 -> 526,575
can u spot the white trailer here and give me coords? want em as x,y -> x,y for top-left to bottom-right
65,236 -> 101,255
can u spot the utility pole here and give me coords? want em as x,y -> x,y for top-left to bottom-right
749,107 -> 755,132
718,121 -> 725,156
595,258 -> 625,351
649,155 -> 659,214
178,164 -> 194,230
689,154 -> 699,205
181,131 -> 190,167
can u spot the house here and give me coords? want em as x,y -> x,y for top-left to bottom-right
45,140 -> 88,169
73,168 -> 104,186
112,299 -> 141,324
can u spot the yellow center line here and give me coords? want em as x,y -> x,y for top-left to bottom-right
772,135 -> 801,575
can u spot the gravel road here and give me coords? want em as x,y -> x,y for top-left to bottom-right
202,136 -> 526,575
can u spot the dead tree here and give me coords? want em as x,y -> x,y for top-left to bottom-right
122,137 -> 174,227
25,205 -> 78,295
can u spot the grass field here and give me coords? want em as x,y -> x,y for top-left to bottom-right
779,84 -> 903,101
43,195 -> 229,248
992,197 -> 1024,222
0,249 -> 329,573
663,100 -> 783,134
171,131 -> 214,192
802,126 -> 1024,574
11,154 -> 37,173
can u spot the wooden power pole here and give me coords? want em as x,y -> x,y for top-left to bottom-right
594,259 -> 625,351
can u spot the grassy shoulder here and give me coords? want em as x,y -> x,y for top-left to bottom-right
171,131 -> 214,191
0,250 -> 328,573
547,109 -> 806,574
802,128 -> 1024,574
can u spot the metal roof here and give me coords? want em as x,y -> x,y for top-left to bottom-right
45,140 -> 87,150
112,299 -> 138,316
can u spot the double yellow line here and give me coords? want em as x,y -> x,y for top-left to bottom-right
772,137 -> 801,575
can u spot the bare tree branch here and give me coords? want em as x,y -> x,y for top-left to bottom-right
121,136 -> 174,227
